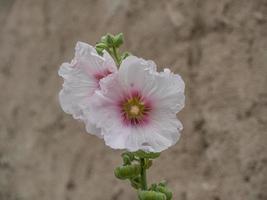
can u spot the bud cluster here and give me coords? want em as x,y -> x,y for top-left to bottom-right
114,151 -> 173,200
95,33 -> 130,65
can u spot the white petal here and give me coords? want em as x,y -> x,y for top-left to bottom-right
118,56 -> 157,93
74,42 -> 117,75
75,41 -> 97,57
124,114 -> 182,152
58,63 -> 97,120
84,119 -> 102,138
103,50 -> 117,72
148,68 -> 185,112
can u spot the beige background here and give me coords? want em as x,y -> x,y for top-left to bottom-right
0,0 -> 267,199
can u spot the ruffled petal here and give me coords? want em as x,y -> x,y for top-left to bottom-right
58,63 -> 98,120
148,68 -> 185,112
84,119 -> 102,138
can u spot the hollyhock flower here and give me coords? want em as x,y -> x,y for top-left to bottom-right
58,41 -> 117,137
87,56 -> 185,152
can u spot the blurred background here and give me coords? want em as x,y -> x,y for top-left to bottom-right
0,0 -> 267,199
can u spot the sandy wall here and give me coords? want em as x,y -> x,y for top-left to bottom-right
0,0 -> 267,199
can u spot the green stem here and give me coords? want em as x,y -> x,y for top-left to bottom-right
112,46 -> 120,66
140,158 -> 147,190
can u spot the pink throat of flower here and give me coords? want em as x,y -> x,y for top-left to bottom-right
94,69 -> 112,81
119,91 -> 152,127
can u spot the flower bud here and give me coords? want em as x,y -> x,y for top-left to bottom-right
95,42 -> 108,55
106,34 -> 114,46
100,33 -> 114,47
138,190 -> 166,200
114,164 -> 141,180
156,186 -> 172,200
113,33 -> 124,48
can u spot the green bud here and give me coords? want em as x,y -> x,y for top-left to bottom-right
100,33 -> 114,46
114,164 -> 141,180
113,33 -> 124,48
134,150 -> 160,159
156,186 -> 172,200
95,42 -> 108,55
138,190 -> 166,200
100,35 -> 107,44
106,34 -> 114,46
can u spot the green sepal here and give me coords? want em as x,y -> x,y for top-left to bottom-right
144,159 -> 152,169
114,164 -> 141,180
95,42 -> 108,49
122,155 -> 132,165
121,51 -> 131,60
158,181 -> 167,187
130,176 -> 141,189
155,186 -> 172,200
100,34 -> 113,45
107,34 -> 114,46
122,152 -> 135,161
95,42 -> 108,55
150,183 -> 158,191
122,152 -> 135,165
113,33 -> 124,48
138,190 -> 166,200
134,150 -> 160,159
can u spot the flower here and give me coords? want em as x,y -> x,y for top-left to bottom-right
58,41 -> 117,137
86,56 -> 185,152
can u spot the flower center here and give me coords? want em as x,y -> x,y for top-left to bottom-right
120,92 -> 151,126
123,98 -> 144,118
130,105 -> 140,115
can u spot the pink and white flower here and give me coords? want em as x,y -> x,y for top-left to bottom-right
58,42 -> 117,137
86,56 -> 185,152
